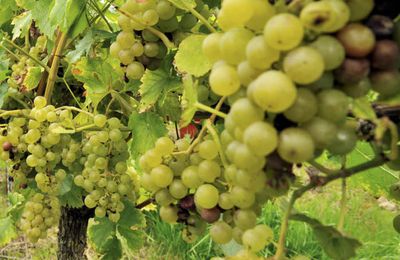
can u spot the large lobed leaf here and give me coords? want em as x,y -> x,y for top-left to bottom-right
0,217 -> 18,246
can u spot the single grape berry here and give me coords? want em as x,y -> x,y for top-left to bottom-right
2,141 -> 13,151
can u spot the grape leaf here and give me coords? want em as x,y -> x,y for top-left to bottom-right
7,192 -> 25,221
118,200 -> 146,228
0,0 -> 18,27
128,111 -> 167,160
351,97 -> 377,120
175,34 -> 212,77
291,213 -> 361,260
59,179 -> 84,208
139,67 -> 182,109
100,237 -> 123,260
11,11 -> 32,40
0,217 -> 17,246
156,92 -> 182,122
48,0 -> 85,34
88,217 -> 116,251
23,67 -> 42,90
167,0 -> 196,10
116,226 -> 144,253
0,50 -> 10,82
0,83 -> 9,108
180,75 -> 197,127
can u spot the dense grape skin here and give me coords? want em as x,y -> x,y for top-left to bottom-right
337,23 -> 376,58
194,184 -> 219,209
310,35 -> 345,71
283,46 -> 324,84
210,221 -> 233,244
334,58 -> 370,84
303,117 -> 338,149
284,88 -> 317,123
237,61 -> 262,86
327,127 -> 357,155
209,63 -> 240,96
347,0 -> 374,22
341,78 -> 371,98
229,98 -> 264,129
371,40 -> 400,70
278,128 -> 315,163
264,13 -> 304,51
246,36 -> 280,70
245,0 -> 275,32
317,89 -> 349,123
248,71 -> 297,113
243,121 -> 278,157
217,0 -> 255,30
220,28 -> 254,65
202,33 -> 222,62
160,205 -> 178,223
300,1 -> 345,33
370,70 -> 400,100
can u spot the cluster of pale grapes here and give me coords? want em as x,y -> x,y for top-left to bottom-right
110,0 -> 210,80
73,116 -> 137,222
139,135 -> 274,253
7,36 -> 47,90
19,193 -> 60,243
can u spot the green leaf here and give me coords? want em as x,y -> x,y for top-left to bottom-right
167,0 -> 196,10
100,237 -> 123,260
175,34 -> 212,77
7,192 -> 25,221
66,30 -> 95,64
0,0 -> 18,27
59,174 -> 73,196
88,217 -> 116,251
128,111 -> 167,160
139,67 -> 182,109
116,226 -> 144,253
118,200 -> 146,229
351,97 -> 377,120
291,213 -> 361,260
156,92 -> 182,122
11,11 -> 32,40
0,217 -> 17,246
49,0 -> 85,34
23,67 -> 42,90
59,180 -> 84,208
0,50 -> 10,82
0,83 -> 9,108
180,75 -> 197,127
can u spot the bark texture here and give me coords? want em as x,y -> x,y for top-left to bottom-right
57,207 -> 93,260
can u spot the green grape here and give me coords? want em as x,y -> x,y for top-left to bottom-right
74,175 -> 85,187
232,227 -> 244,244
26,154 -> 39,167
117,15 -> 133,31
218,192 -> 234,210
310,35 -> 345,71
327,126 -> 357,155
121,0 -> 139,14
245,0 -> 275,32
242,228 -> 267,252
220,28 -> 254,65
283,46 -> 324,84
237,61 -> 262,86
210,221 -> 233,244
220,130 -> 234,149
243,121 -> 278,157
229,98 -> 264,129
246,36 -> 280,70
160,205 -> 178,223
180,14 -> 198,30
198,140 -> 218,160
116,31 -> 135,49
234,209 -> 257,230
117,183 -> 129,195
197,84 -> 210,103
231,186 -> 255,209
106,180 -> 117,193
150,165 -> 174,188
317,89 -> 349,123
223,164 -> 237,185
347,0 -> 374,21
144,42 -> 159,57
157,16 -> 179,32
131,41 -> 145,57
175,138 -> 190,152
33,96 -> 47,109
209,62 -> 240,96
142,9 -> 159,26
155,189 -> 175,206
95,207 -> 106,218
190,153 -> 203,166
249,70 -> 297,113
254,224 -> 274,244
155,137 -> 175,156
194,184 -> 219,209
304,71 -> 334,92
126,62 -> 145,80
278,128 -> 315,163
144,149 -> 162,168
217,0 -> 255,30
84,195 -> 97,209
198,160 -> 221,182
233,143 -> 265,173
284,88 -> 317,123
341,78 -> 371,98
264,13 -> 303,51
303,117 -> 338,149
181,166 -> 203,188
118,49 -> 135,65
108,212 -> 120,223
337,23 -> 376,58
325,0 -> 350,31
156,0 -> 176,20
371,70 -> 400,100
393,215 -> 400,234
168,179 -> 188,199
33,109 -> 47,122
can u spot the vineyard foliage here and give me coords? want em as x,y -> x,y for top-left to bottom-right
0,0 -> 399,259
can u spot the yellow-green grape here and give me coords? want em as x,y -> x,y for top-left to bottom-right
209,62 -> 240,96
231,186 -> 255,209
229,98 -> 264,129
233,209 -> 257,230
150,165 -> 173,188
154,136 -> 175,156
249,70 -> 297,113
194,184 -> 219,209
160,205 -> 178,223
245,0 -> 275,32
220,28 -> 254,65
202,33 -> 223,63
242,228 -> 267,252
168,179 -> 188,199
218,192 -> 234,210
118,49 -> 134,65
347,0 -> 374,22
126,62 -> 145,80
284,88 -> 318,123
210,221 -> 233,244
198,160 -> 221,182
140,173 -> 160,192
264,13 -> 304,51
155,189 -> 175,206
246,36 -> 280,70
33,96 -> 47,109
198,140 -> 218,160
310,35 -> 345,71
237,61 -> 262,86
116,31 -> 135,49
217,0 -> 255,30
278,128 -> 315,163
181,166 -> 203,188
243,121 -> 278,157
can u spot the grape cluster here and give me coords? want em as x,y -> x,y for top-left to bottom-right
19,193 -> 60,243
111,0 -> 211,80
139,135 -> 274,251
73,116 -> 137,222
7,36 -> 47,90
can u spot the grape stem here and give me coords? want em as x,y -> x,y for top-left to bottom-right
88,0 -> 114,32
55,106 -> 94,117
274,153 -> 388,259
308,160 -> 339,175
136,198 -> 155,209
1,38 -> 50,73
63,77 -> 83,109
187,7 -> 217,33
205,120 -> 228,168
194,102 -> 227,119
338,178 -> 347,232
115,7 -> 175,49
0,43 -> 20,62
0,109 -> 30,119
44,32 -> 68,103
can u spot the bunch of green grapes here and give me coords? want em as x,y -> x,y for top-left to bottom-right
110,0 -> 210,80
139,135 -> 274,250
7,35 -> 47,90
18,193 -> 60,243
73,116 -> 137,222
